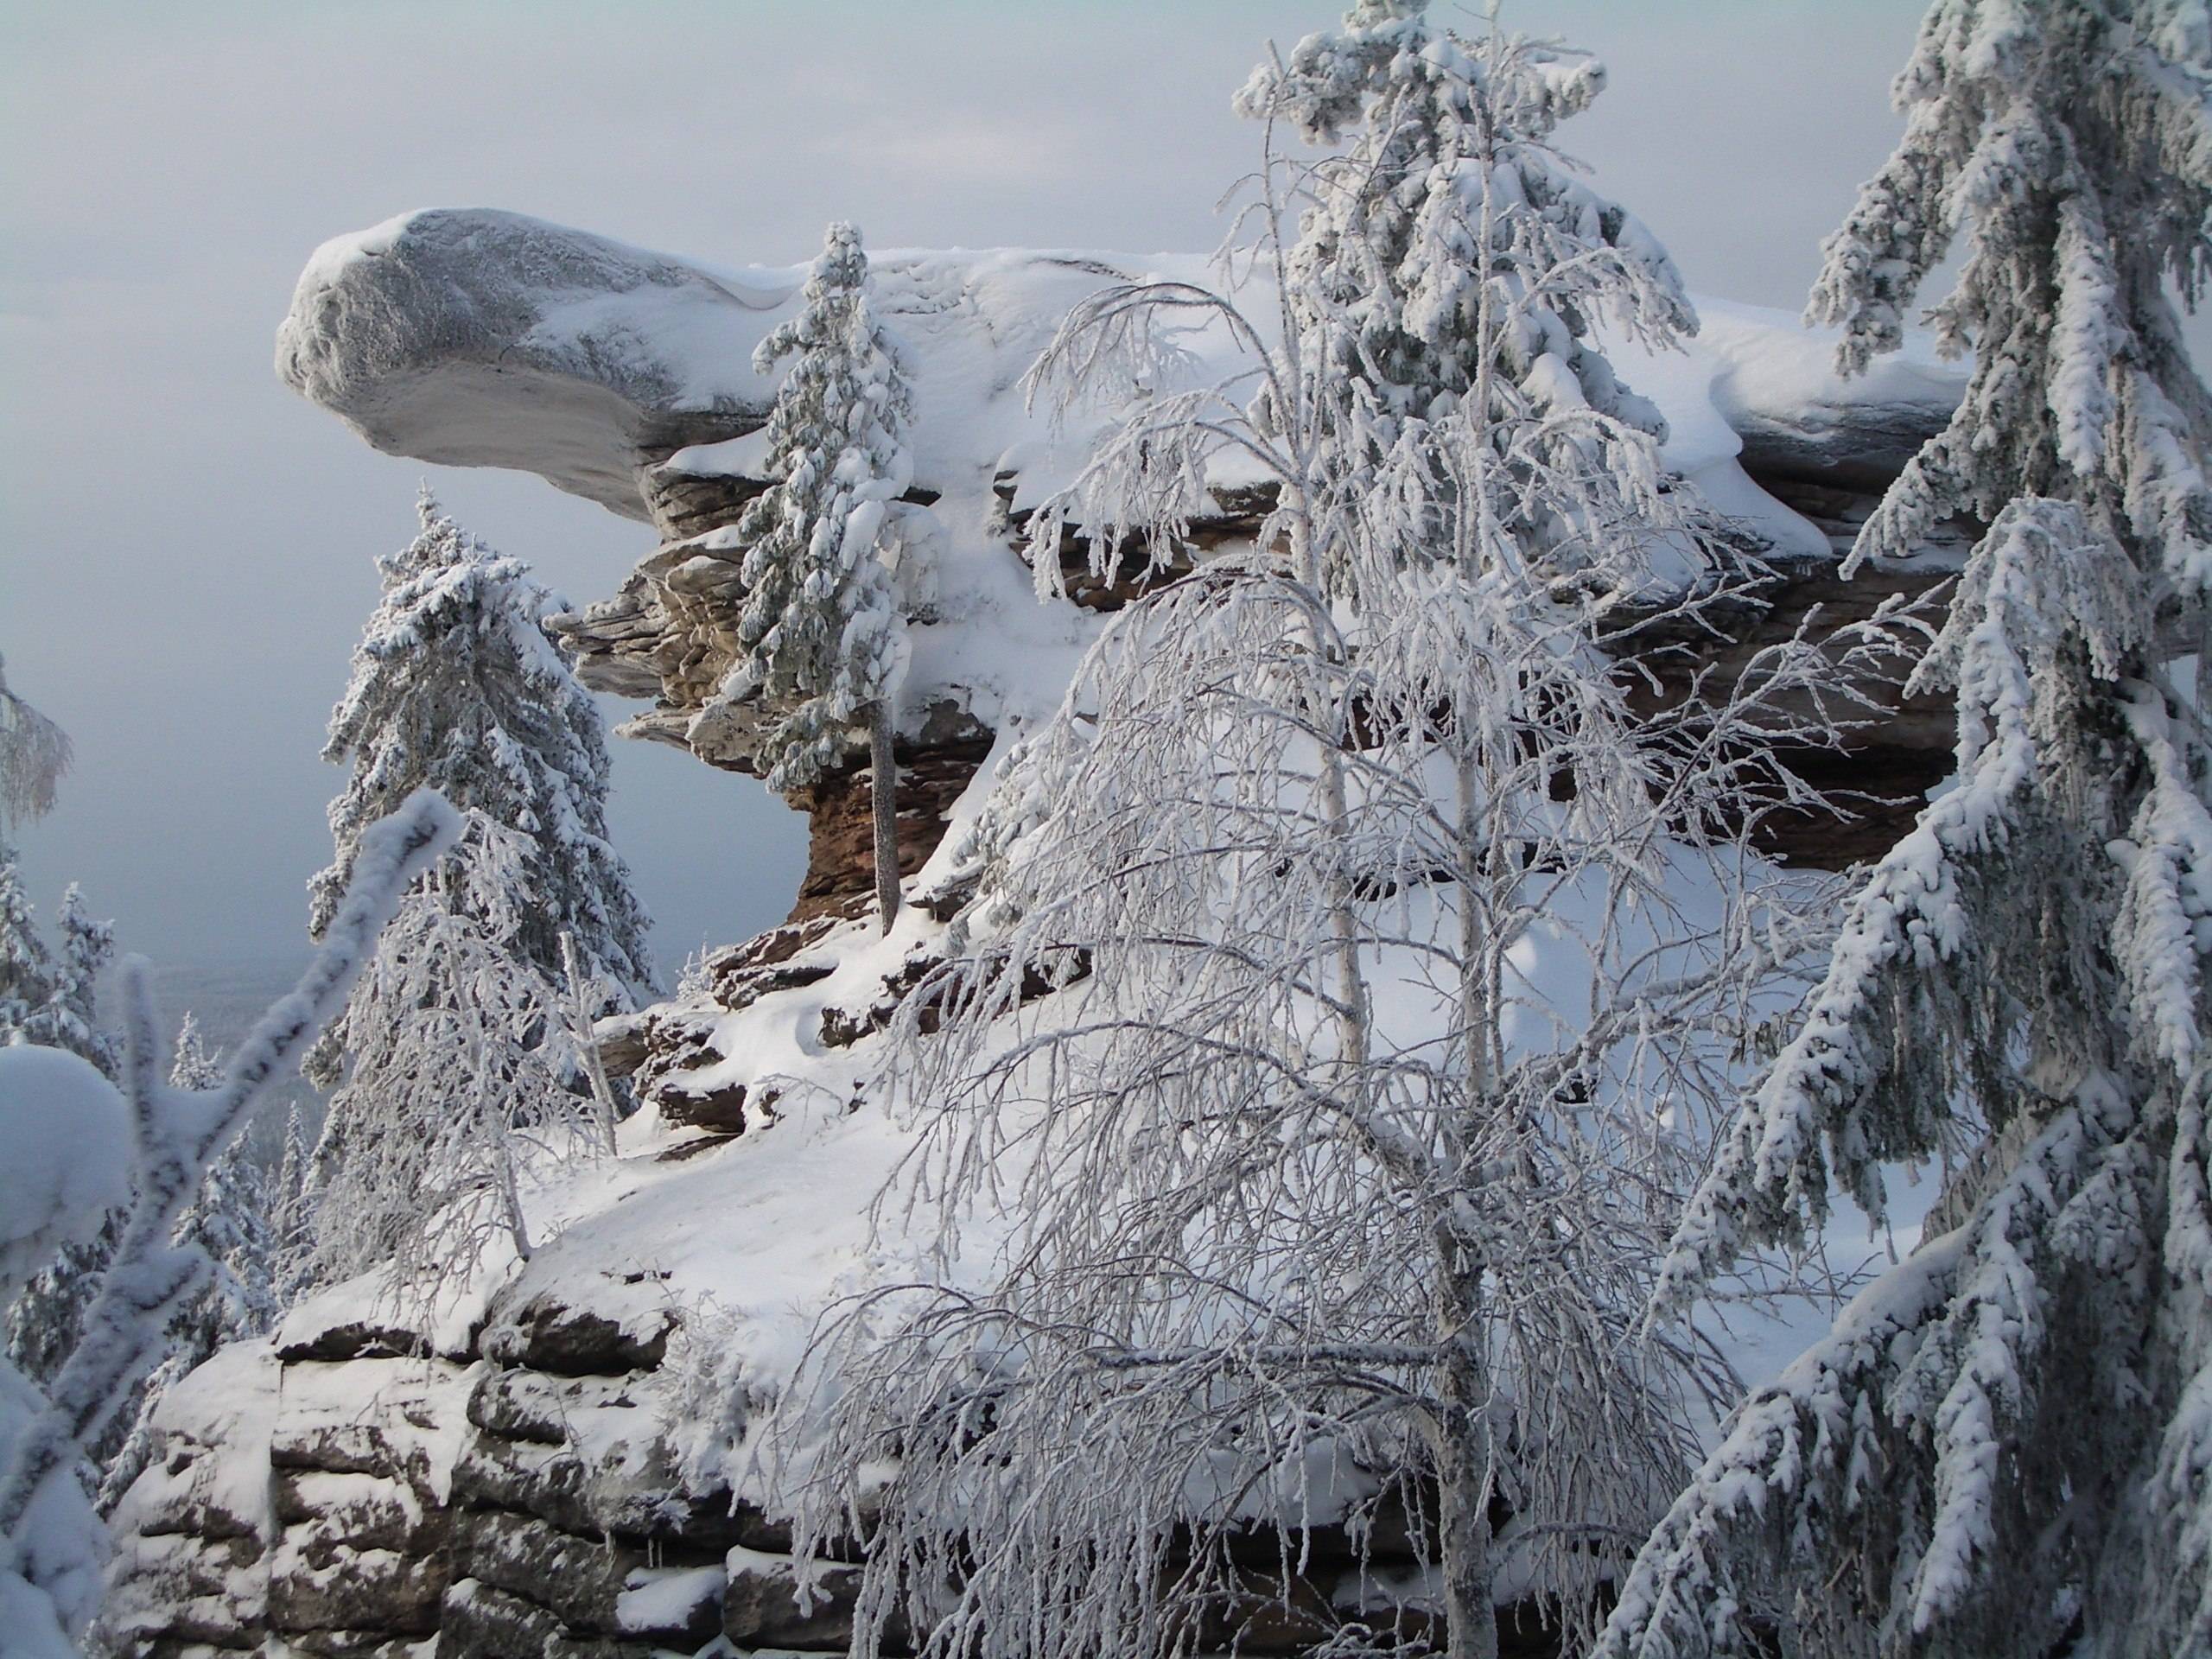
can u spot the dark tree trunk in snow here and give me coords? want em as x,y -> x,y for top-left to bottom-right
869,702 -> 899,933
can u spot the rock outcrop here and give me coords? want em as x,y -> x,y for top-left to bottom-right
108,1284 -> 1580,1659
103,1329 -> 476,1659
99,209 -> 1985,1657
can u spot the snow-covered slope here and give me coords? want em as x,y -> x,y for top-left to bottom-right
264,205 -> 1980,1399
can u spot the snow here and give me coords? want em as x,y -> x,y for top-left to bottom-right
0,1352 -> 105,1650
106,1338 -> 281,1546
0,1045 -> 129,1301
615,1560 -> 724,1634
1696,298 -> 1961,431
665,429 -> 775,480
276,1268 -> 492,1364
266,204 -> 1986,1639
448,821 -> 1904,1542
278,210 -> 1972,788
282,207 -> 1962,557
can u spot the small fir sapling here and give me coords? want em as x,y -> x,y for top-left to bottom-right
0,858 -> 51,1040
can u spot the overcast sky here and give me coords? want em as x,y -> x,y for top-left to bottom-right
2,0 -> 1937,972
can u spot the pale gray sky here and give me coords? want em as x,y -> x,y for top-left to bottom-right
3,0 -> 1935,970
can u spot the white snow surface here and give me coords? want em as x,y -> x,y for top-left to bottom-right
106,1338 -> 281,1550
462,835 -> 1919,1529
1,1354 -> 105,1653
0,1044 -> 130,1302
282,208 -> 1960,539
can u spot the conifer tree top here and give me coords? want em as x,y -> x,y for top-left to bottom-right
702,220 -> 915,795
312,492 -> 656,997
1808,0 -> 2212,587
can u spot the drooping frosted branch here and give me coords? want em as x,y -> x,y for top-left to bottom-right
0,789 -> 460,1552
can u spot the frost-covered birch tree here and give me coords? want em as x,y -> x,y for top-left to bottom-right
780,10 -> 1885,1659
693,220 -> 917,932
0,650 -> 75,1041
0,652 -> 71,836
1600,7 -> 2212,1658
306,835 -> 602,1302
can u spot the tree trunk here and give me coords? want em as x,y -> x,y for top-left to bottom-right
1435,1267 -> 1499,1659
868,701 -> 900,934
560,931 -> 621,1155
1284,512 -> 1371,1071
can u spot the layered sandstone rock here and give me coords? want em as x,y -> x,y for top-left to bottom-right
107,1280 -> 1572,1658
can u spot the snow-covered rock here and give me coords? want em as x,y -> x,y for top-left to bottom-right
277,208 -> 793,518
278,209 -> 1967,907
99,206 -> 1983,1659
277,210 -> 1963,533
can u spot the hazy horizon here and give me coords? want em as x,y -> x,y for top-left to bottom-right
4,0 -> 1940,974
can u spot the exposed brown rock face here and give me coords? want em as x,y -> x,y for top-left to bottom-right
550,440 -> 995,983
788,733 -> 995,924
572,422 -> 1972,1132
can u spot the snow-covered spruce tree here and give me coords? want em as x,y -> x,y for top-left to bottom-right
1599,8 -> 2212,1659
95,1015 -> 283,1515
691,220 -> 916,933
0,859 -> 51,1039
0,663 -> 124,1422
268,1101 -> 313,1300
1237,0 -> 1693,594
22,884 -> 118,1072
0,792 -> 459,1651
302,495 -> 656,1291
308,489 -> 657,1072
780,12 -> 1886,1659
